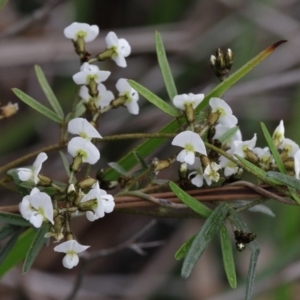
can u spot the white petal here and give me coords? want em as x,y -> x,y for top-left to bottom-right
116,78 -> 130,93
79,86 -> 90,102
32,152 -> 48,184
84,25 -> 99,42
29,213 -> 43,228
17,168 -> 33,182
112,55 -> 127,68
63,253 -> 79,269
118,38 -> 131,57
73,71 -> 90,85
105,31 -> 119,48
184,151 -> 195,165
68,118 -> 102,139
125,100 -> 139,115
294,149 -> 300,179
190,173 -> 204,187
30,191 -> 54,224
63,22 -> 99,42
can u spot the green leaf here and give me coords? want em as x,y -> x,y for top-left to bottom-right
133,151 -> 148,170
220,225 -> 237,289
23,225 -> 48,273
196,40 -> 287,113
59,151 -> 71,177
155,31 -> 177,100
104,41 -> 285,181
128,80 -> 179,117
12,88 -> 63,123
260,122 -> 284,172
0,228 -> 35,278
181,203 -> 228,278
34,65 -> 64,119
175,234 -> 195,261
267,171 -> 300,190
230,209 -> 260,300
218,126 -> 239,144
0,224 -> 22,241
169,181 -> 212,218
74,99 -> 86,118
108,162 -> 128,176
0,229 -> 23,265
0,212 -> 30,227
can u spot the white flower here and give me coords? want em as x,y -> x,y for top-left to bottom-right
105,31 -> 131,67
213,124 -> 242,148
172,131 -> 207,165
231,134 -> 257,158
173,93 -> 204,110
80,84 -> 114,109
68,137 -> 100,165
64,22 -> 99,42
253,147 -> 272,168
294,149 -> 300,179
17,152 -> 48,185
279,138 -> 299,158
219,152 -> 239,177
81,182 -> 115,221
54,240 -> 90,269
73,63 -> 111,85
209,97 -> 237,126
203,162 -> 221,185
68,118 -> 102,140
19,187 -> 54,228
116,78 -> 139,114
272,120 -> 285,145
188,157 -> 204,187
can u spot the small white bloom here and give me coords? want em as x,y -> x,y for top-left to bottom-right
17,152 -> 48,185
294,149 -> 300,179
105,31 -> 131,67
173,93 -> 204,110
272,120 -> 285,145
68,118 -> 102,140
116,78 -> 139,114
172,131 -> 207,165
19,187 -> 54,228
188,157 -> 204,187
64,22 -> 99,42
81,182 -> 115,221
232,134 -> 257,158
54,240 -> 90,269
73,63 -> 111,85
253,147 -> 272,168
68,137 -> 100,165
279,138 -> 299,158
213,124 -> 242,148
203,162 -> 221,185
219,153 -> 239,177
80,84 -> 114,109
209,97 -> 237,126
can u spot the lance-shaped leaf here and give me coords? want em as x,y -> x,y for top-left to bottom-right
267,171 -> 300,190
134,151 -> 148,170
0,212 -> 30,227
175,234 -> 196,261
181,203 -> 228,278
12,88 -> 63,123
128,80 -> 179,117
169,181 -> 212,218
0,224 -> 23,241
34,65 -> 64,120
0,228 -> 23,265
104,41 -> 286,181
155,31 -> 177,100
220,225 -> 237,289
0,228 -> 35,278
59,151 -> 71,177
108,162 -> 129,176
230,209 -> 260,300
23,225 -> 49,273
0,0 -> 7,11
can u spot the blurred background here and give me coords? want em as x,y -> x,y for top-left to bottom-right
1,0 -> 300,299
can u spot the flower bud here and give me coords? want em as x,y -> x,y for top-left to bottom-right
184,102 -> 195,124
0,102 -> 18,118
37,174 -> 52,186
210,48 -> 234,81
151,157 -> 175,173
245,149 -> 259,164
88,78 -> 98,98
70,156 -> 83,173
78,199 -> 97,211
111,96 -> 127,109
178,163 -> 188,180
77,177 -> 97,190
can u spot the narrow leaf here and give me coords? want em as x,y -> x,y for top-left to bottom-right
23,225 -> 48,273
34,65 -> 64,119
175,234 -> 195,260
0,0 -> 7,11
248,204 -> 276,217
0,212 -> 30,227
155,31 -> 177,100
59,151 -> 71,177
169,181 -> 212,218
12,88 -> 63,123
181,203 -> 228,278
0,224 -> 22,241
128,80 -> 179,117
267,171 -> 300,190
0,228 -> 35,278
108,162 -> 128,176
220,225 -> 237,289
0,229 -> 23,265
218,126 -> 239,144
74,99 -> 86,118
230,209 -> 260,300
196,40 -> 287,113
133,151 -> 148,170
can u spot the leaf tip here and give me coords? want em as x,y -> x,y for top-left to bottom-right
266,40 -> 287,53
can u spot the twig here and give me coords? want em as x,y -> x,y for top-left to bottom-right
65,220 -> 158,300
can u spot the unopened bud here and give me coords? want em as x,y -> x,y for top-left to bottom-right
38,174 -> 52,186
88,78 -> 98,98
96,48 -> 114,62
245,149 -> 259,164
0,102 -> 18,118
111,96 -> 127,109
77,177 -> 97,189
283,157 -> 294,170
70,156 -> 83,173
152,157 -> 175,173
178,163 -> 188,180
184,102 -> 195,124
200,155 -> 210,169
210,48 -> 234,81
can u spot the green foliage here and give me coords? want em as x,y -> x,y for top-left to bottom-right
0,212 -> 31,227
